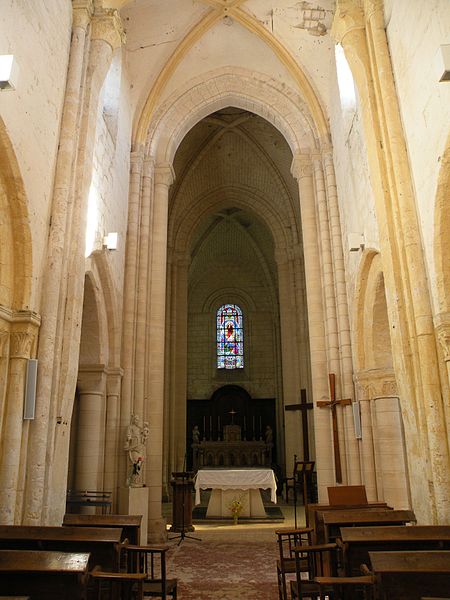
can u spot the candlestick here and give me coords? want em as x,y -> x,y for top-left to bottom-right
259,416 -> 262,440
210,415 -> 212,439
203,416 -> 206,439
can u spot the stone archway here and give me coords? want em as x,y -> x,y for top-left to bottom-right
354,250 -> 411,508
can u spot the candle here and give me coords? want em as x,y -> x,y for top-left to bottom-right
218,416 -> 221,430
210,415 -> 212,437
259,416 -> 262,436
203,416 -> 206,436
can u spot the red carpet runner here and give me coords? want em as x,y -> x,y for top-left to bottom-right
167,538 -> 279,599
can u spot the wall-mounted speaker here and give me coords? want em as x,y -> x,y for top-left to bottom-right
352,401 -> 362,439
23,358 -> 38,420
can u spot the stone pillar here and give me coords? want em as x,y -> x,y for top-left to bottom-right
291,154 -> 333,501
276,248 -> 302,469
165,251 -> 190,494
22,0 -> 94,525
322,149 -> 361,485
75,366 -> 107,495
104,368 -> 123,509
121,148 -> 145,483
145,163 -> 174,541
332,0 -> 450,523
0,315 -> 39,524
134,159 -> 155,420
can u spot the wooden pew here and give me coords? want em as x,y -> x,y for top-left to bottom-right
63,513 -> 142,545
307,503 -> 389,539
0,525 -> 123,571
340,525 -> 450,576
369,550 -> 450,600
0,549 -> 90,600
321,509 -> 415,544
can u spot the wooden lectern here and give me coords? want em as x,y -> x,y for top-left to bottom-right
169,472 -> 195,534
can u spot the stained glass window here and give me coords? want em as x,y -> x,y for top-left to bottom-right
216,304 -> 244,369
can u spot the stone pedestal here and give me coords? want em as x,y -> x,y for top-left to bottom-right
119,486 -> 148,544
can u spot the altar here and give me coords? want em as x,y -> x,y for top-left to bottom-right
194,468 -> 277,518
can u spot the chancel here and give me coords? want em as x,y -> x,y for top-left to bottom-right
0,0 -> 448,563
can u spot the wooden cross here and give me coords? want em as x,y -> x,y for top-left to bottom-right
317,373 -> 351,483
285,389 -> 313,461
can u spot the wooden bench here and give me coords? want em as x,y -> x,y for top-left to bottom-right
369,550 -> 450,600
0,549 -> 90,600
340,525 -> 450,576
0,525 -> 123,571
321,509 -> 415,544
307,502 -> 389,538
66,490 -> 112,514
63,513 -> 142,545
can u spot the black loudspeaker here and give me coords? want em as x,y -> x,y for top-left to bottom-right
23,358 -> 38,420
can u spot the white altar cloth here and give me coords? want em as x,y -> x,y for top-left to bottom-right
194,468 -> 277,506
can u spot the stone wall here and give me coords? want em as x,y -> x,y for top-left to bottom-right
0,0 -> 72,309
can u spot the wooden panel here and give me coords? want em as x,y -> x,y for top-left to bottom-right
63,514 -> 142,545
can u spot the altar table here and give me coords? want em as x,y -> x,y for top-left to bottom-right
194,468 -> 277,518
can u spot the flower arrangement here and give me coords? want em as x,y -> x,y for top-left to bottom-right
229,495 -> 245,524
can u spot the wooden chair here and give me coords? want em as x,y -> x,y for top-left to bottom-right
290,543 -> 338,600
275,527 -> 313,600
124,544 -> 177,599
90,568 -> 147,600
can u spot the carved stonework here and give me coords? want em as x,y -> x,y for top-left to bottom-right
291,154 -> 312,180
154,163 -> 175,188
331,0 -> 365,44
72,0 -> 94,29
355,368 -> 397,400
91,8 -> 126,50
437,325 -> 450,361
0,329 -> 9,358
10,331 -> 33,359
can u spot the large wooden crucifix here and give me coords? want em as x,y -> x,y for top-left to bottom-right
285,389 -> 313,461
317,373 -> 351,483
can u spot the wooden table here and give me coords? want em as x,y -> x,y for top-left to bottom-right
0,525 -> 123,570
369,550 -> 450,600
0,549 -> 89,600
63,513 -> 142,545
340,525 -> 450,576
321,509 -> 415,544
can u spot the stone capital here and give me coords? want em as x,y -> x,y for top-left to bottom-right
154,163 -> 175,188
77,363 -> 107,393
354,367 -> 397,399
106,367 -> 124,396
143,158 -> 156,179
435,313 -> 450,361
91,8 -> 126,50
291,154 -> 312,180
0,329 -> 9,358
72,0 -> 94,29
331,0 -> 365,46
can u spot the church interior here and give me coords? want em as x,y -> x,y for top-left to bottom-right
0,0 -> 449,594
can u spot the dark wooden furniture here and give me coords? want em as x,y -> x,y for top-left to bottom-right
0,525 -> 123,571
169,472 -> 195,533
340,525 -> 450,576
125,544 -> 178,599
0,549 -> 89,600
290,543 -> 338,599
90,568 -> 147,600
284,460 -> 316,506
321,509 -> 416,544
275,527 -> 313,600
369,550 -> 450,600
306,502 -> 389,534
63,513 -> 142,545
66,490 -> 112,514
327,485 -> 368,506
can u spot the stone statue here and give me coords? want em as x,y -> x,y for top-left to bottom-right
192,424 -> 200,444
265,425 -> 273,444
124,414 -> 149,487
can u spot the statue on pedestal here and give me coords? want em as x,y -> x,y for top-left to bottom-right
124,414 -> 149,487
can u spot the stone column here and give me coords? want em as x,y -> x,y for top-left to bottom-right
22,0 -> 94,525
354,374 -> 378,501
322,149 -> 361,484
104,368 -> 123,509
145,163 -> 174,540
134,159 -> 155,420
120,148 -> 145,482
276,248 -> 302,469
291,154 -> 333,501
75,366 -> 107,495
332,0 -> 450,523
0,314 -> 39,524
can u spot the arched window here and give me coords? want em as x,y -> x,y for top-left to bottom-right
216,304 -> 244,369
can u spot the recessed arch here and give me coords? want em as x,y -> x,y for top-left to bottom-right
0,117 -> 32,310
144,67 -> 321,164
